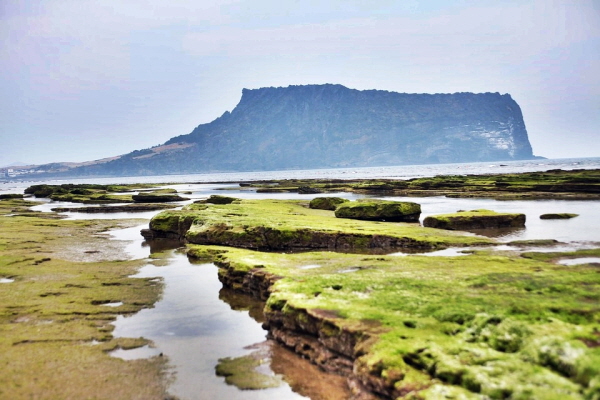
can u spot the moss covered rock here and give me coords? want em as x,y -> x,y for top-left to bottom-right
334,200 -> 421,222
0,194 -> 23,200
423,209 -> 526,230
146,199 -> 490,251
309,197 -> 349,210
192,245 -> 600,400
195,195 -> 239,204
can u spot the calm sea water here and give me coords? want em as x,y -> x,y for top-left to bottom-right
1,157 -> 599,194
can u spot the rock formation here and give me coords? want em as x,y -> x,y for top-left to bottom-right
66,84 -> 536,176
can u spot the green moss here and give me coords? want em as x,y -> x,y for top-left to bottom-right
216,352 -> 283,390
151,199 -> 491,251
0,199 -> 168,399
424,209 -> 526,230
247,169 -> 600,200
191,243 -> 600,398
196,194 -> 240,204
309,197 -> 349,210
335,199 -> 421,222
24,183 -> 159,203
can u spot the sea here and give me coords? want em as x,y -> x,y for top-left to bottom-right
1,157 -> 599,194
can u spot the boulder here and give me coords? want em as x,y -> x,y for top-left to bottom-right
423,209 -> 525,230
309,197 -> 349,211
334,200 -> 421,222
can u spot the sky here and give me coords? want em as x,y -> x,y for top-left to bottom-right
1,0 -> 599,166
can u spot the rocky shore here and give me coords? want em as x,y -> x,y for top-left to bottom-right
188,244 -> 600,400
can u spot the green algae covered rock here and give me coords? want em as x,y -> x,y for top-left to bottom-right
195,195 -> 239,204
0,194 -> 23,200
540,213 -> 579,220
132,189 -> 188,203
309,197 -> 349,210
423,209 -> 526,230
146,199 -> 490,251
196,244 -> 600,400
334,199 -> 421,222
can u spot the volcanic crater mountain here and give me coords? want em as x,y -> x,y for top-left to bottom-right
61,84 -> 537,176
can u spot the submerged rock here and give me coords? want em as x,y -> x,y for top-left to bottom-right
540,213 -> 579,219
334,200 -> 421,222
423,209 -> 526,230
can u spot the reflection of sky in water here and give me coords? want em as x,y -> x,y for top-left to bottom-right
111,250 -> 305,400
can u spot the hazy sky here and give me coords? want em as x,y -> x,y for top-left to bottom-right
1,0 -> 599,166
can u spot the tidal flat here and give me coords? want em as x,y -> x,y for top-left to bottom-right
2,169 -> 600,399
0,198 -> 171,400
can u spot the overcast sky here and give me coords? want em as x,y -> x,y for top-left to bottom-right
1,0 -> 599,166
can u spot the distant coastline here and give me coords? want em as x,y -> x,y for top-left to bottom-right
2,157 -> 599,191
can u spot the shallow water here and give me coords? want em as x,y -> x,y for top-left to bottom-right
112,253 -> 307,400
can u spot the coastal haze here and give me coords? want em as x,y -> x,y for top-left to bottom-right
1,1 -> 599,168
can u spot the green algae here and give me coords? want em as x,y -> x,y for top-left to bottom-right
216,352 -> 284,390
150,198 -> 492,251
308,197 -> 349,210
24,183 -> 163,204
0,199 -> 169,399
196,194 -> 240,204
188,243 -> 600,399
335,199 -> 421,222
423,209 -> 526,231
248,169 -> 600,200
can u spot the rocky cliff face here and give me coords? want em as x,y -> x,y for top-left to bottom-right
74,84 -> 535,175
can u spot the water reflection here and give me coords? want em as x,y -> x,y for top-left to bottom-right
112,251 -> 306,400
